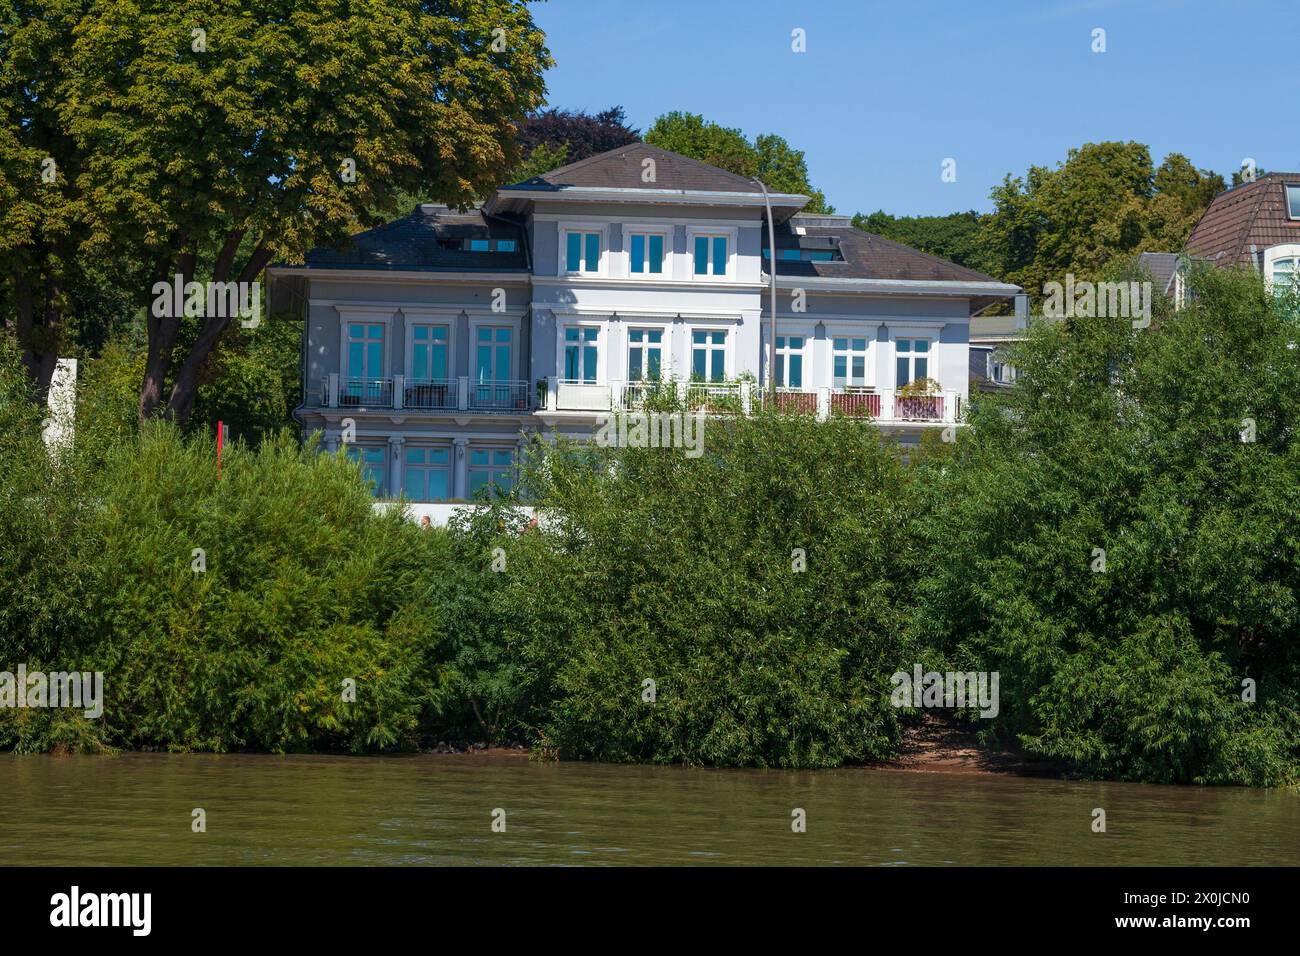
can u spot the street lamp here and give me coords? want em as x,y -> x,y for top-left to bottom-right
753,178 -> 778,400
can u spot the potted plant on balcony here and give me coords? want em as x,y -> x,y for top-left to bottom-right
896,376 -> 943,420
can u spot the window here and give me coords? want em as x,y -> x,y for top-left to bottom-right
987,354 -> 1015,385
410,325 -> 449,380
1286,184 -> 1300,221
347,323 -> 385,379
563,326 -> 599,383
628,328 -> 663,381
764,248 -> 838,262
346,446 -> 386,497
832,337 -> 869,388
896,338 -> 931,387
469,449 -> 514,498
691,330 -> 727,381
475,326 -> 513,383
693,234 -> 728,276
776,335 -> 804,388
404,447 -> 451,501
1272,257 -> 1299,292
629,232 -> 666,274
565,230 -> 602,273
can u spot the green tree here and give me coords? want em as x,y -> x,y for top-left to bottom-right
18,0 -> 550,425
853,210 -> 987,270
913,265 -> 1300,785
977,142 -> 1224,307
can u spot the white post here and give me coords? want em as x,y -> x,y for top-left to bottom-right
880,387 -> 895,423
609,379 -> 624,412
547,375 -> 559,411
740,381 -> 752,416
816,387 -> 830,422
457,376 -> 469,411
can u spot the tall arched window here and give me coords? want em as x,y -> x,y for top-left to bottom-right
1272,256 -> 1299,291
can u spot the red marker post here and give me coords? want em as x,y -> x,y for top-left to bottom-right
216,420 -> 227,479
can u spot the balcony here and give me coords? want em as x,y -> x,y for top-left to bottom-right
541,378 -> 959,426
315,374 -> 533,413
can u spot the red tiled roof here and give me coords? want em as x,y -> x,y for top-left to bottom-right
1184,173 -> 1300,267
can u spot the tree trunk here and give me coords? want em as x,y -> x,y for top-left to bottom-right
138,249 -> 193,423
165,241 -> 273,427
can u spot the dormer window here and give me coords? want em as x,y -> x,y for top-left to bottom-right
439,237 -> 517,252
1287,184 -> 1300,221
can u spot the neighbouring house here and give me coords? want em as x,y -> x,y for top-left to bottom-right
968,294 -> 1029,393
1165,173 -> 1300,306
268,143 -> 1020,505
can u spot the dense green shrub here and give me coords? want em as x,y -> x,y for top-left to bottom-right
0,346 -> 450,751
912,266 -> 1300,785
451,412 -> 920,767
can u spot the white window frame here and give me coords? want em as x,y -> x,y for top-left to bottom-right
558,321 -> 605,384
626,325 -> 668,382
894,336 -> 935,388
774,333 -> 809,389
401,309 -> 458,381
831,333 -> 872,389
468,315 -> 522,384
1264,244 -> 1300,293
688,325 -> 733,382
336,307 -> 396,380
468,446 -> 517,498
686,226 -> 738,281
559,222 -> 609,277
621,225 -> 673,280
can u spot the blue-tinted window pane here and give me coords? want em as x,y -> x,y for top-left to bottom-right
471,450 -> 488,467
692,349 -> 706,377
710,349 -> 724,381
497,239 -> 517,252
584,233 -> 600,271
647,350 -> 661,378
478,327 -> 492,342
1287,185 -> 1300,219
566,232 -> 581,271
348,342 -> 363,378
694,236 -> 708,274
426,470 -> 448,501
789,355 -> 803,388
630,234 -> 645,273
897,357 -> 909,386
833,338 -> 847,351
649,234 -> 664,273
915,357 -> 928,380
648,330 -> 662,343
692,330 -> 707,345
469,238 -> 489,252
897,338 -> 910,352
914,339 -> 930,353
628,348 -> 642,380
781,249 -> 799,260
712,237 -> 726,275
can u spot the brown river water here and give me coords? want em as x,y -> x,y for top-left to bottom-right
1,753 -> 1296,866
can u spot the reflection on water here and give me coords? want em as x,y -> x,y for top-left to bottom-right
1,753 -> 1296,866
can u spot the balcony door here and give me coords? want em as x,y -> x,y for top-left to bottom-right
346,322 -> 386,403
475,326 -> 514,406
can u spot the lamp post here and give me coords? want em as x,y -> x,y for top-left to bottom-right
753,178 -> 778,401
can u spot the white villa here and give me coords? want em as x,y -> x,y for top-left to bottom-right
268,143 -> 1021,502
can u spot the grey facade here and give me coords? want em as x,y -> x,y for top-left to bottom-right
269,144 -> 1021,503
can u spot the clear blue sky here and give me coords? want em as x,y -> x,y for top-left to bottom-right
528,0 -> 1298,217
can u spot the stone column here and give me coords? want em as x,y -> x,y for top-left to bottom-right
453,437 -> 470,500
387,435 -> 405,497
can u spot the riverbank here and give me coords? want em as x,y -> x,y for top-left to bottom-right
877,715 -> 1073,778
